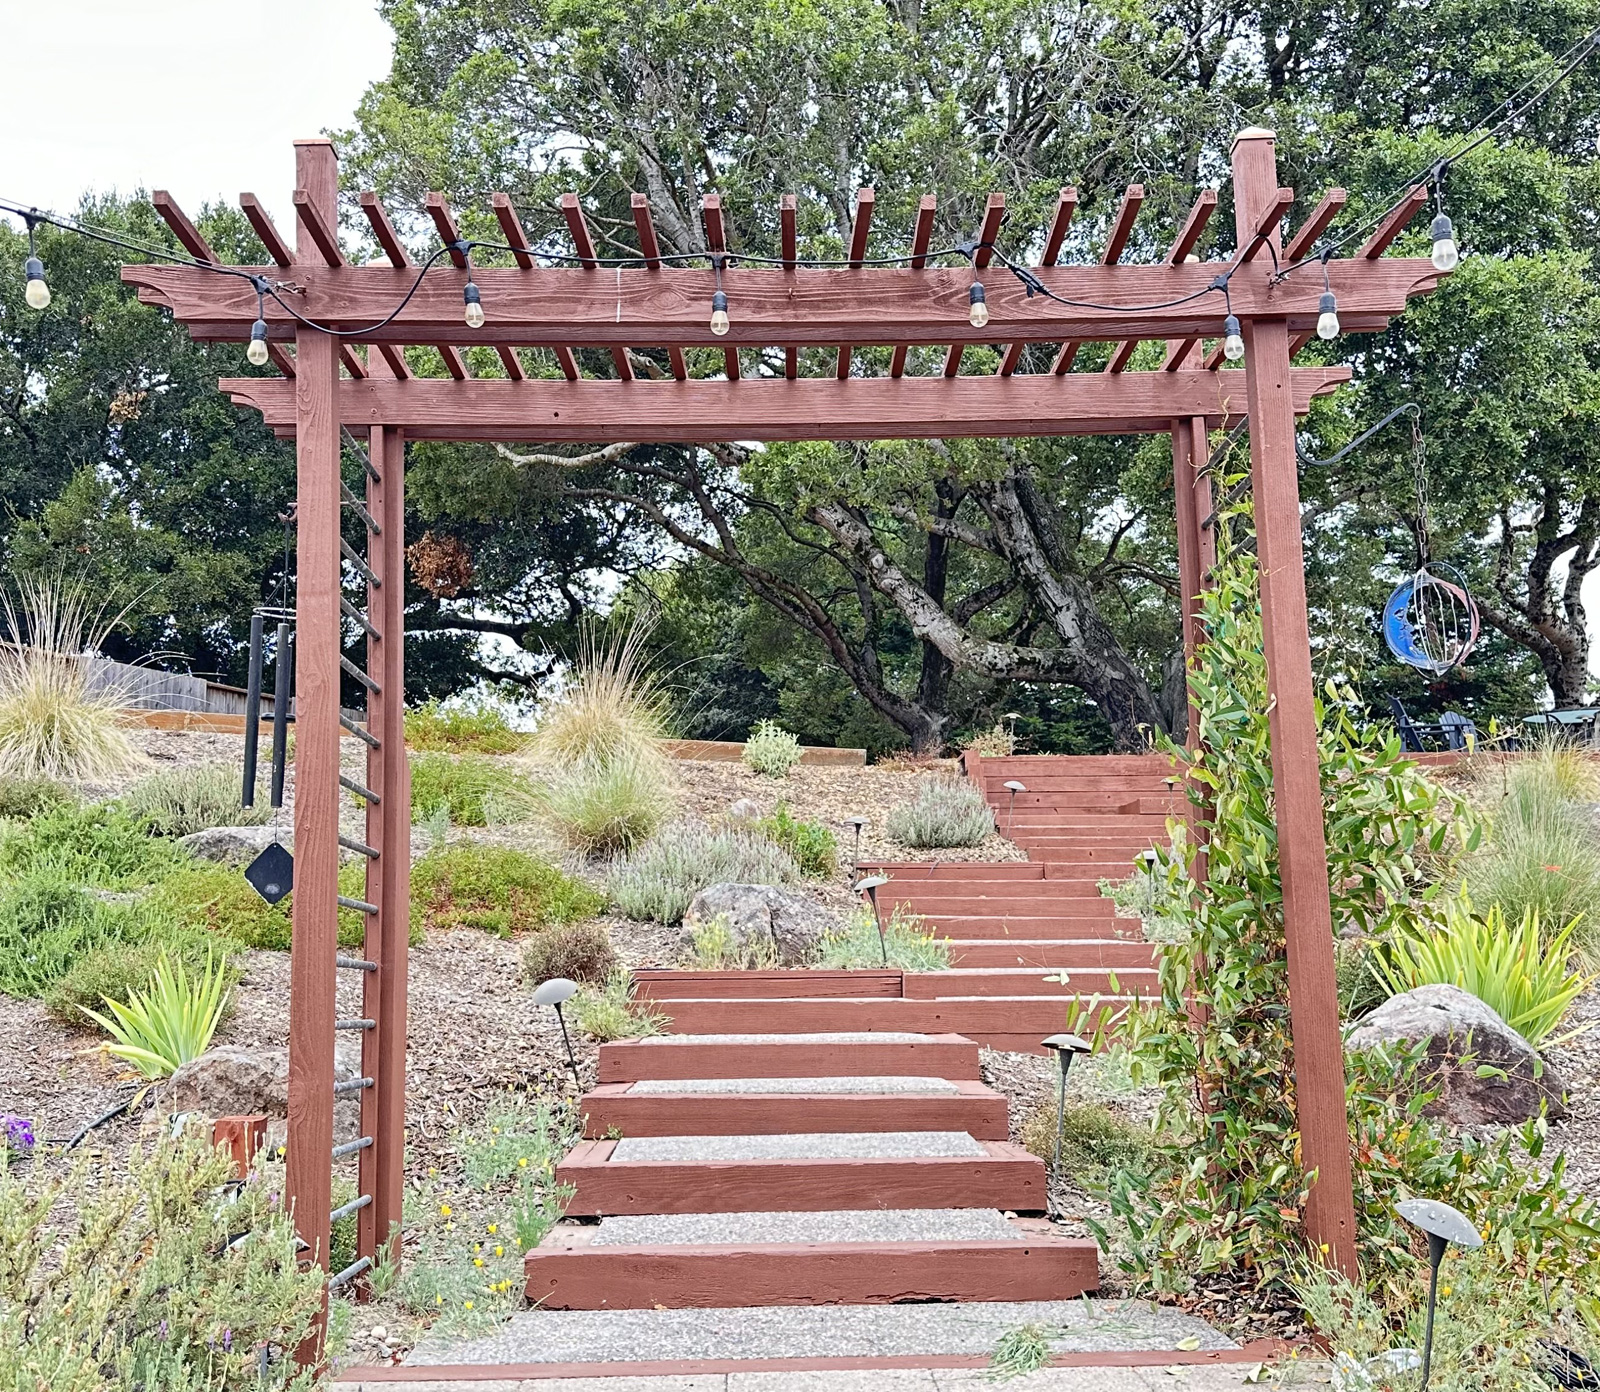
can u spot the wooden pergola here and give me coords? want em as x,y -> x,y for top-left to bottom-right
124,128 -> 1441,1341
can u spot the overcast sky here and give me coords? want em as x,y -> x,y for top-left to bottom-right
0,0 -> 393,226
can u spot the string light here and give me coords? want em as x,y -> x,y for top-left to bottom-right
1429,211 -> 1459,272
1316,251 -> 1340,340
22,215 -> 49,310
709,254 -> 730,335
1222,314 -> 1245,361
246,278 -> 271,365
968,280 -> 989,329
463,279 -> 485,329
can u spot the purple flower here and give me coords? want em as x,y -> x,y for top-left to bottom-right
0,1115 -> 34,1153
222,1328 -> 232,1352
158,1320 -> 169,1341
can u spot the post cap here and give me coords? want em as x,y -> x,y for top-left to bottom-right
532,977 -> 579,1006
1232,126 -> 1276,148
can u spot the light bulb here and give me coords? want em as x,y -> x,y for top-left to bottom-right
1316,291 -> 1340,341
1429,213 -> 1459,272
23,256 -> 49,310
247,318 -> 271,366
1222,314 -> 1244,362
968,281 -> 989,330
463,282 -> 485,329
709,289 -> 729,336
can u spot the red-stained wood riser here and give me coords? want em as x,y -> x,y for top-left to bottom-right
578,1078 -> 1010,1140
597,1033 -> 982,1082
523,1222 -> 1096,1310
556,1137 -> 1047,1216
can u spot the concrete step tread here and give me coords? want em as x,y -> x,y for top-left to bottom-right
622,1076 -> 965,1096
583,1208 -> 1019,1246
610,1131 -> 987,1163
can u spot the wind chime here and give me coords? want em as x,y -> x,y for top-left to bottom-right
240,509 -> 296,904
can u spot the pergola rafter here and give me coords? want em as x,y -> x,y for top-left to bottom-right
121,128 -> 1447,1357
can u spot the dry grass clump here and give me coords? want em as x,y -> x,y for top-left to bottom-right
0,576 -> 139,782
521,921 -> 618,987
528,623 -> 671,767
535,748 -> 674,855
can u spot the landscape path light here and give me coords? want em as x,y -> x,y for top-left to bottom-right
1040,1033 -> 1092,1211
854,875 -> 891,965
846,815 -> 867,878
1002,781 -> 1026,838
1397,1197 -> 1482,1390
533,977 -> 583,1092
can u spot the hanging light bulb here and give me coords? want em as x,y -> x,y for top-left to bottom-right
968,280 -> 989,330
1222,313 -> 1245,362
709,289 -> 730,336
1316,291 -> 1340,340
462,281 -> 485,329
1429,213 -> 1459,272
23,255 -> 49,310
247,317 -> 271,367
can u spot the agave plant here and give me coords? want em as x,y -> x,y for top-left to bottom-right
1373,900 -> 1594,1047
82,952 -> 231,1078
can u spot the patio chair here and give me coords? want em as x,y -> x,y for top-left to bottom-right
1388,695 -> 1442,753
1438,710 -> 1478,752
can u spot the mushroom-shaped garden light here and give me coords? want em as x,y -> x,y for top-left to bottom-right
1397,1197 -> 1482,1390
1040,1033 -> 1093,1194
532,976 -> 582,1091
1002,781 -> 1027,838
854,875 -> 891,965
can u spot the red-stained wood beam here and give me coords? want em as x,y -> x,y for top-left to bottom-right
267,342 -> 296,377
563,193 -> 633,381
356,192 -> 460,380
701,194 -> 739,382
945,193 -> 1006,377
998,187 -> 1076,377
294,190 -> 344,267
241,193 -> 293,267
1284,188 -> 1348,261
1237,187 -> 1295,262
1054,185 -> 1144,374
837,189 -> 876,380
426,193 -> 523,380
1359,185 -> 1429,258
224,365 -> 1350,443
152,191 -> 215,263
891,195 -> 938,379
633,194 -> 688,382
493,193 -> 535,268
781,194 -> 799,379
1107,189 -> 1217,374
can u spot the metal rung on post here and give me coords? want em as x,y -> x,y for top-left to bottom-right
328,1256 -> 373,1290
336,955 -> 377,971
339,654 -> 381,695
332,1136 -> 374,1160
338,894 -> 379,915
340,538 -> 381,587
334,1017 -> 376,1031
340,596 -> 379,642
341,482 -> 382,535
334,1076 -> 374,1097
339,713 -> 380,750
340,774 -> 380,803
339,834 -> 379,859
330,1193 -> 374,1222
341,427 -> 382,484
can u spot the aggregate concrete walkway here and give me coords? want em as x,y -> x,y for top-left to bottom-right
345,1369 -> 1282,1391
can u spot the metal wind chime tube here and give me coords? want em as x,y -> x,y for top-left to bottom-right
270,622 -> 292,808
242,612 -> 264,808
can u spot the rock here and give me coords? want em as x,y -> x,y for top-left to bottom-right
726,798 -> 762,825
681,882 -> 837,966
167,1045 -> 362,1140
179,825 -> 291,865
1345,984 -> 1567,1126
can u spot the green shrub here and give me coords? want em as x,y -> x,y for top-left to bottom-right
571,969 -> 670,1040
409,751 -> 536,827
0,774 -> 72,820
1462,748 -> 1600,964
742,719 -> 802,777
0,874 -> 166,998
406,699 -> 528,754
1335,937 -> 1386,1021
82,952 -> 232,1079
819,904 -> 951,970
537,749 -> 674,855
885,775 -> 994,848
154,859 -> 379,950
1020,1100 -> 1154,1183
0,801 -> 190,889
756,803 -> 836,877
1373,900 -> 1592,1046
119,764 -> 268,838
682,912 -> 777,968
607,820 -> 800,924
521,920 -> 618,986
45,928 -> 239,1025
457,1095 -> 580,1193
528,622 -> 670,767
0,1127 -> 326,1389
412,843 -> 604,938
0,574 -> 140,782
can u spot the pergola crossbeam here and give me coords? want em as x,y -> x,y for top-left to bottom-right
1054,184 -> 1144,373
562,192 -> 633,381
701,194 -> 739,381
944,193 -> 1005,377
1106,189 -> 1217,375
998,187 -> 1076,377
430,193 -> 524,381
890,195 -> 937,378
632,194 -> 688,381
781,194 -> 800,379
837,188 -> 875,379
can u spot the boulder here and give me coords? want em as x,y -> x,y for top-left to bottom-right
1345,984 -> 1567,1126
167,1045 -> 362,1140
179,825 -> 291,866
681,882 -> 836,966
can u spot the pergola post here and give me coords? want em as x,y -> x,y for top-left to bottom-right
1233,126 -> 1359,1277
286,137 -> 343,1351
